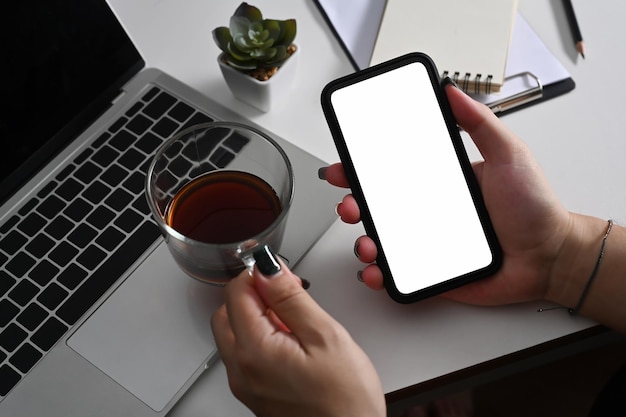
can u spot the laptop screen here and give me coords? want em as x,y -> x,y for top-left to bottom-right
0,0 -> 144,203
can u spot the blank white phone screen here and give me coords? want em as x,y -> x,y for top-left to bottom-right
330,62 -> 493,295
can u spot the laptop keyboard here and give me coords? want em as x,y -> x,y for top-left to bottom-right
0,86 -> 244,398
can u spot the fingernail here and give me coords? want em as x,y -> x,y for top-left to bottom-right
300,277 -> 311,290
357,270 -> 364,282
442,76 -> 458,89
353,240 -> 360,259
334,202 -> 342,217
253,245 -> 282,277
318,167 -> 328,180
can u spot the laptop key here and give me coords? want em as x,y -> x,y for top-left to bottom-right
224,131 -> 250,152
0,299 -> 19,327
122,171 -> 146,194
56,177 -> 84,202
109,117 -> 128,134
143,91 -> 177,119
10,343 -> 43,374
17,213 -> 47,237
168,101 -> 195,123
136,131 -> 163,154
63,198 -> 94,222
168,155 -> 193,178
57,221 -> 161,325
142,86 -> 160,102
101,164 -> 129,187
55,164 -> 76,182
96,227 -> 125,251
74,148 -> 94,165
110,130 -> 137,152
57,263 -> 88,290
92,145 -> 120,167
0,364 -> 21,396
92,132 -> 111,149
125,101 -> 144,118
37,283 -> 69,310
5,253 -> 36,278
182,131 -> 222,161
49,242 -> 79,267
179,112 -> 214,131
44,216 -> 75,240
28,260 -> 60,286
105,189 -> 134,212
0,271 -> 17,296
152,117 -> 179,138
36,195 -> 67,220
0,230 -> 28,255
211,147 -> 236,168
76,245 -> 107,270
18,198 -> 40,216
8,280 -> 39,307
25,234 -> 56,258
0,215 -> 19,234
133,195 -> 151,216
17,303 -> 48,331
126,114 -> 152,135
118,148 -> 145,171
37,181 -> 58,199
68,224 -> 99,248
83,181 -> 113,204
31,317 -> 68,351
114,209 -> 143,233
86,206 -> 116,230
74,161 -> 103,184
0,323 -> 27,352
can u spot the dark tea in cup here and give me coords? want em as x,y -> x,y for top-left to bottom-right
165,171 -> 281,244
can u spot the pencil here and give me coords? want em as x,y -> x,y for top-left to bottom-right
562,0 -> 585,58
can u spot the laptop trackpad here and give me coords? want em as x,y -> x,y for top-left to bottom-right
67,243 -> 222,412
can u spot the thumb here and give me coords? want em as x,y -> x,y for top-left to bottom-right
252,245 -> 335,342
445,82 -> 526,165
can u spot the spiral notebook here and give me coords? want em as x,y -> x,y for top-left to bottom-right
370,0 -> 519,94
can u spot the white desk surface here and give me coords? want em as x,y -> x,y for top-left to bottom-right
106,0 -> 626,415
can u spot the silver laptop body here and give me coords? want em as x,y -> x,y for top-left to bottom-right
0,2 -> 342,415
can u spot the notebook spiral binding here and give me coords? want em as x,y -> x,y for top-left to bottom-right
443,71 -> 494,95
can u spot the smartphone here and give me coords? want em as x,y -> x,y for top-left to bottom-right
321,53 -> 501,303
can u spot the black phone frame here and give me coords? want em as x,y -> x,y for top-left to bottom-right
321,52 -> 502,303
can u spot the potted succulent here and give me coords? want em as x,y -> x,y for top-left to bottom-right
213,3 -> 298,112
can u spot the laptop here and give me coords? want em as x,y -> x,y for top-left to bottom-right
0,0 -> 343,415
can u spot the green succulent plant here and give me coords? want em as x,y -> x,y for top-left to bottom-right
213,2 -> 297,77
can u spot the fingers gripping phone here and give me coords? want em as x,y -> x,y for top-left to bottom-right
321,53 -> 502,303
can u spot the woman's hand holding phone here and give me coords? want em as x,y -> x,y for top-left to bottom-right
324,81 -> 573,307
322,54 -> 502,302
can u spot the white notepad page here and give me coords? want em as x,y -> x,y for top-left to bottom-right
370,0 -> 519,93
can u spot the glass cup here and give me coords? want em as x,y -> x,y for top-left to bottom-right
146,122 -> 294,285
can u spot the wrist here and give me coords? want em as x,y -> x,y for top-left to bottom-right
544,214 -> 610,310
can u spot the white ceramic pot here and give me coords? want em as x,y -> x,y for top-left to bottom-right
217,46 -> 299,112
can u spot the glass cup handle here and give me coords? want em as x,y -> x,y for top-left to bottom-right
237,240 -> 290,275
237,240 -> 260,274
